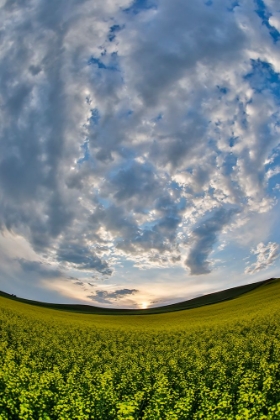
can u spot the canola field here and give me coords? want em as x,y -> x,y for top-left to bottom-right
0,279 -> 280,420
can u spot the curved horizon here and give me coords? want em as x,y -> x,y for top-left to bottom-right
0,277 -> 277,313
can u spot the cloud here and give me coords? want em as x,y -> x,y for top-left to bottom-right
109,161 -> 161,210
185,208 -> 237,275
17,259 -> 62,279
245,242 -> 279,274
56,243 -> 112,275
88,288 -> 139,304
74,281 -> 84,286
269,14 -> 280,32
119,0 -> 246,107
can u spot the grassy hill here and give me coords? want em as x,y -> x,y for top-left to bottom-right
0,277 -> 276,315
0,277 -> 280,419
0,277 -> 279,330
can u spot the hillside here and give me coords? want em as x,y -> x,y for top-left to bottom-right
0,277 -> 277,315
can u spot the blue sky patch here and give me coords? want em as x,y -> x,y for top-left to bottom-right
88,53 -> 120,72
108,25 -> 124,42
77,141 -> 90,165
88,57 -> 107,69
89,108 -> 100,126
229,136 -> 238,148
123,0 -> 157,15
227,1 -> 239,12
245,59 -> 280,101
217,86 -> 229,95
254,0 -> 280,42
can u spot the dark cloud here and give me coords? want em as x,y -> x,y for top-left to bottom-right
88,288 -> 139,304
150,119 -> 208,170
74,281 -> 84,286
110,161 -> 161,210
17,259 -> 62,279
56,244 -> 112,275
120,0 -> 246,106
185,208 -> 237,275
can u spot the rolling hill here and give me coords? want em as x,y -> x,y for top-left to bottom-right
0,277 -> 277,315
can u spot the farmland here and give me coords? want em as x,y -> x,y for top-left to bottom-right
0,278 -> 280,419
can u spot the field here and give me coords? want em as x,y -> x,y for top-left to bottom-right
0,278 -> 280,419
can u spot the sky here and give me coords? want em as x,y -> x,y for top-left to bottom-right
0,0 -> 280,309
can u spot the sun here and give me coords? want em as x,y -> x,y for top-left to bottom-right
141,302 -> 149,309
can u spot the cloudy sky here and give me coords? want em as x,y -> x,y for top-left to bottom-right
0,0 -> 280,308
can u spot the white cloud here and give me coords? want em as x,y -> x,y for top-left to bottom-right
269,14 -> 280,32
245,242 -> 280,274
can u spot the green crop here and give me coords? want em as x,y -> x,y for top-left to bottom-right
0,279 -> 280,419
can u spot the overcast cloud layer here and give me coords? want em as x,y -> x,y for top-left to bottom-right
0,0 -> 280,307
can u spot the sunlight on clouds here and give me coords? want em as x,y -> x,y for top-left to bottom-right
0,231 -> 39,262
245,242 -> 279,274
